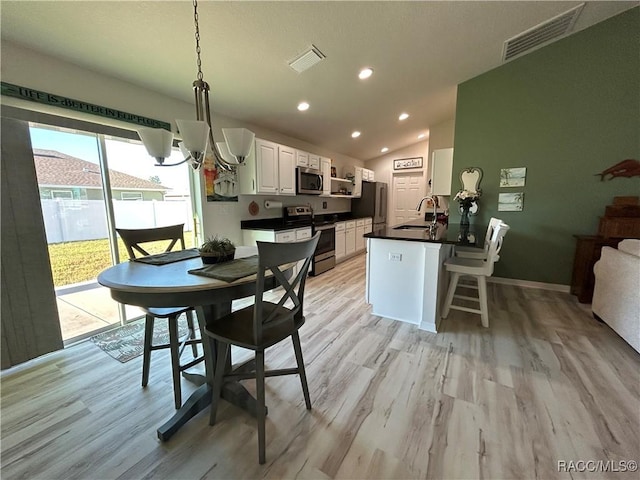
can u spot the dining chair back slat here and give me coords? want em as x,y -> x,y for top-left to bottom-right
253,234 -> 319,343
116,224 -> 185,260
455,217 -> 502,259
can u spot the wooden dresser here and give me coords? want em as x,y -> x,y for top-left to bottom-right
571,196 -> 640,303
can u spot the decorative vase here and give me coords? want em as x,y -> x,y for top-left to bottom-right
460,206 -> 471,227
459,205 -> 471,244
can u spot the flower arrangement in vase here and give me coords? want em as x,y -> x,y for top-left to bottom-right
453,189 -> 481,226
199,236 -> 236,264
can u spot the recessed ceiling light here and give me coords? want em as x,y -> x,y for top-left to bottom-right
418,133 -> 426,139
297,102 -> 310,111
398,113 -> 409,121
351,131 -> 361,138
381,147 -> 389,153
358,67 -> 374,80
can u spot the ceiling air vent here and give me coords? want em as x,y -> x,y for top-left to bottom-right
288,45 -> 326,73
502,3 -> 584,62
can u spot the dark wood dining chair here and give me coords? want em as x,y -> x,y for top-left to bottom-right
116,224 -> 203,409
206,232 -> 320,464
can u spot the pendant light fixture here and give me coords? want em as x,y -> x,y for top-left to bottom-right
138,0 -> 254,171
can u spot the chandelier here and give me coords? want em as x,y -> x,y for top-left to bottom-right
137,0 -> 254,171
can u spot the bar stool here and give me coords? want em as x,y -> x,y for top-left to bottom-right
442,222 -> 510,327
116,224 -> 204,409
455,217 -> 502,259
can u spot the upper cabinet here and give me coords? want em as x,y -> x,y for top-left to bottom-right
344,165 -> 363,198
296,150 -> 309,167
362,168 -> 375,182
308,154 -> 321,169
237,138 -> 296,195
430,148 -> 454,196
321,157 -> 332,196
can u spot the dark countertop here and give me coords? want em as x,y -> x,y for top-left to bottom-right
364,218 -> 458,244
241,211 -> 368,231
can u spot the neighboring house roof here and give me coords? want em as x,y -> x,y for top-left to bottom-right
33,149 -> 168,191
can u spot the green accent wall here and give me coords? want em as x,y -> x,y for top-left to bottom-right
451,7 -> 640,285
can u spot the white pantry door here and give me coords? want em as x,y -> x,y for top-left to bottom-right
391,171 -> 426,226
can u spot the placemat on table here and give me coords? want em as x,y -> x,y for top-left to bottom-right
188,255 -> 260,282
133,248 -> 200,265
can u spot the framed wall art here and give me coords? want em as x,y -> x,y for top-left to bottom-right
393,157 -> 423,170
500,167 -> 526,187
498,192 -> 524,211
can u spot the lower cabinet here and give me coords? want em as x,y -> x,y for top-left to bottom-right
335,222 -> 346,260
335,218 -> 371,263
355,219 -> 365,252
243,226 -> 312,276
345,221 -> 356,256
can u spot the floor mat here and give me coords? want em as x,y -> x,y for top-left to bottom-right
91,314 -> 191,363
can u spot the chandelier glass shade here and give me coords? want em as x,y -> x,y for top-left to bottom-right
137,0 -> 254,171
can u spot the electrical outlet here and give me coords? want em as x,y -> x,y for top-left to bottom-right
389,252 -> 402,261
322,201 -> 327,209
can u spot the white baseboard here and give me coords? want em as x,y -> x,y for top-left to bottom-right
488,276 -> 570,293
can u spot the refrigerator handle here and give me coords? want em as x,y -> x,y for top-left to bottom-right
379,185 -> 387,220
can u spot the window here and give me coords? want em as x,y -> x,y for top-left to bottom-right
51,190 -> 73,199
121,192 -> 143,201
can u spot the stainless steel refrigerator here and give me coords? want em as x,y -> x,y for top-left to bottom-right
351,181 -> 387,230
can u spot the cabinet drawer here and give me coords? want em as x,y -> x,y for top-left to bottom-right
295,228 -> 312,240
345,220 -> 356,229
364,218 -> 372,225
356,219 -> 365,227
335,222 -> 345,232
275,230 -> 296,243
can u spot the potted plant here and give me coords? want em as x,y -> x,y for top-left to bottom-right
199,236 -> 236,264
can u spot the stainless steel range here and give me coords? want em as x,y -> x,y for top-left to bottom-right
311,220 -> 336,276
283,206 -> 336,276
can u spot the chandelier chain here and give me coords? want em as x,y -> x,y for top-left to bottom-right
193,0 -> 203,81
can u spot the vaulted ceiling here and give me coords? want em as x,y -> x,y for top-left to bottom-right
1,1 -> 634,160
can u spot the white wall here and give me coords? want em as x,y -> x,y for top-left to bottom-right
365,141 -> 429,187
1,41 -> 364,245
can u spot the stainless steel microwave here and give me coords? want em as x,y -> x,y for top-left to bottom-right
296,167 -> 323,195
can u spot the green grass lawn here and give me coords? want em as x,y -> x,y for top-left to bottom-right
48,236 -> 195,287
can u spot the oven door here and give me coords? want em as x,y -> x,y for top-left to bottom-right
297,167 -> 323,195
311,224 -> 335,275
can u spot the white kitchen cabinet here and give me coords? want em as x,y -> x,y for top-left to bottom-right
355,222 -> 365,252
237,138 -> 295,195
243,226 -> 312,276
321,158 -> 332,196
278,145 -> 296,195
335,222 -> 346,259
255,138 -> 278,194
296,150 -> 309,167
345,220 -> 356,256
430,148 -> 454,196
344,166 -> 363,198
308,154 -> 321,169
366,169 -> 375,182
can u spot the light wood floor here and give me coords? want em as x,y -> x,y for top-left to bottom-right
2,255 -> 639,479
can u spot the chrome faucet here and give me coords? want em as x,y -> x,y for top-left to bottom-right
416,195 -> 439,235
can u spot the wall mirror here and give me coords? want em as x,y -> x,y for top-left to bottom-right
459,167 -> 483,194
458,167 -> 483,216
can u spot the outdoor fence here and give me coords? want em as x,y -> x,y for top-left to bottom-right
41,199 -> 192,244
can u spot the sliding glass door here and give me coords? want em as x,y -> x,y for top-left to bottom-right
30,123 -> 194,344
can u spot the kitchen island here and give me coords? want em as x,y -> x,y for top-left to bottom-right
363,219 -> 456,332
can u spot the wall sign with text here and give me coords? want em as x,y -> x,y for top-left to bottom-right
393,157 -> 423,170
1,82 -> 171,131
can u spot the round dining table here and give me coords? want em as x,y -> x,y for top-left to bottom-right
97,246 -> 285,441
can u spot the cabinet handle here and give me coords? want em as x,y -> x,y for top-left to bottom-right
252,179 -> 255,191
